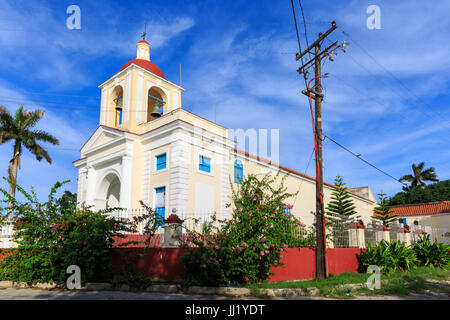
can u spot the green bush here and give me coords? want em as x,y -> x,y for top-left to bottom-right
182,173 -> 307,286
412,235 -> 449,269
0,180 -> 134,285
358,240 -> 419,274
0,246 -> 56,285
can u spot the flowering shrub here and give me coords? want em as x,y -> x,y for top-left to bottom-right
0,180 -> 134,285
182,172 -> 309,286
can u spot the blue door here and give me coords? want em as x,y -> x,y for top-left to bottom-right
155,187 -> 166,226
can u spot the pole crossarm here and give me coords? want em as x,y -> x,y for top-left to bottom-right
296,21 -> 337,61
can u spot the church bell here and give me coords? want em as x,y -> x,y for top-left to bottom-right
151,103 -> 162,118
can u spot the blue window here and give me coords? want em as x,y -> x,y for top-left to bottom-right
284,208 -> 291,214
234,159 -> 243,184
199,155 -> 211,173
156,153 -> 166,171
155,186 -> 166,226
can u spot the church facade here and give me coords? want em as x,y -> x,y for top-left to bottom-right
73,39 -> 377,226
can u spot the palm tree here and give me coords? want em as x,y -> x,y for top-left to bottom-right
399,162 -> 439,188
0,105 -> 59,205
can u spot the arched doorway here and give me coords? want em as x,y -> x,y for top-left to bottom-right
106,176 -> 120,209
95,173 -> 121,211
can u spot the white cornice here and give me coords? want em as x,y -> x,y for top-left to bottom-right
98,63 -> 185,92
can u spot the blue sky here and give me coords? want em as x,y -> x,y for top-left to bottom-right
0,0 -> 449,203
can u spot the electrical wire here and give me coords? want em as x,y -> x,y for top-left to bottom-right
307,75 -> 325,205
290,0 -> 308,87
298,0 -> 311,59
323,135 -> 407,186
340,30 -> 450,125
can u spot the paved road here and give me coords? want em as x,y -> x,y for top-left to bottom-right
0,287 -> 448,300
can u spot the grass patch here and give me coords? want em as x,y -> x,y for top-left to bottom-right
248,267 -> 449,298
249,272 -> 369,290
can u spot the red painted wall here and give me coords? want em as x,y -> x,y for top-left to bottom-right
111,248 -> 187,280
327,248 -> 361,275
1,247 -> 361,282
267,248 -> 361,282
268,248 -> 316,281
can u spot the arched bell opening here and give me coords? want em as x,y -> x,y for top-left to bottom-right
147,86 -> 167,122
112,86 -> 124,127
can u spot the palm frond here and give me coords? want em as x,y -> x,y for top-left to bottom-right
26,143 -> 52,164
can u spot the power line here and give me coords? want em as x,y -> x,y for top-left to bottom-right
297,0 -> 311,59
326,72 -> 450,145
290,0 -> 308,87
323,135 -> 407,186
323,37 -> 450,145
340,30 -> 450,125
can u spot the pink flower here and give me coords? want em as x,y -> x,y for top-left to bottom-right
284,244 -> 289,248
215,245 -> 219,249
260,251 -> 265,256
248,212 -> 253,216
242,242 -> 248,247
233,209 -> 238,213
265,250 -> 269,254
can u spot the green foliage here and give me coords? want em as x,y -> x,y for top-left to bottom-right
0,246 -> 56,285
110,259 -> 153,290
412,235 -> 450,269
0,105 -> 59,202
325,175 -> 360,247
0,180 -> 136,285
389,180 -> 450,205
182,172 -> 308,286
358,240 -> 419,274
373,192 -> 397,228
326,175 -> 359,223
399,162 -> 439,189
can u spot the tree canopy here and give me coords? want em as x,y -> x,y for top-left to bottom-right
389,180 -> 450,206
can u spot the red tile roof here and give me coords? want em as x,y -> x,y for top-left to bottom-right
388,201 -> 450,217
120,59 -> 165,79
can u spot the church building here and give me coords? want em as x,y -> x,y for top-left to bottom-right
73,38 -> 377,226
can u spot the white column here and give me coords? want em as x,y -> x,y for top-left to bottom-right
85,166 -> 96,207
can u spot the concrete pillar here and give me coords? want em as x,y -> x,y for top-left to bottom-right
397,228 -> 411,246
348,222 -> 365,248
375,226 -> 390,243
163,214 -> 183,248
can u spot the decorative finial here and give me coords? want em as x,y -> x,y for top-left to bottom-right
141,22 -> 147,41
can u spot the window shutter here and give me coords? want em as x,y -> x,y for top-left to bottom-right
156,154 -> 166,170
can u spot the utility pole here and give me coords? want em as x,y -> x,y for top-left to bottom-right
296,21 -> 348,279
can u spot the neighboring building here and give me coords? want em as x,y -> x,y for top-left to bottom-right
73,38 -> 377,226
388,201 -> 450,243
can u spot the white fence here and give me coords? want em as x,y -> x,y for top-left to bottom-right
0,224 -> 13,248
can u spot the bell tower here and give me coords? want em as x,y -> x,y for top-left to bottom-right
97,37 -> 185,134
